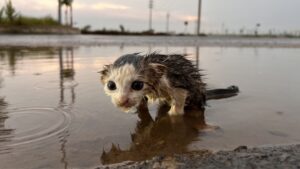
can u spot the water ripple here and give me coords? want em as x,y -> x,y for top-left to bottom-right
0,107 -> 72,148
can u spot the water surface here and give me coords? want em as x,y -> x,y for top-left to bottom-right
0,36 -> 300,168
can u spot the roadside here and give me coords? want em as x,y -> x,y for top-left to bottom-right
95,144 -> 300,169
0,25 -> 80,34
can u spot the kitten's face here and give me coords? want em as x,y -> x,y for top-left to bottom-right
101,64 -> 147,113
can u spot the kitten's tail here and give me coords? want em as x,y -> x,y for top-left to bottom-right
205,85 -> 239,100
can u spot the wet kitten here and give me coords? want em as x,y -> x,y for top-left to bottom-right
100,53 -> 207,116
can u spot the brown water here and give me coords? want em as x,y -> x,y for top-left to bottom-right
0,40 -> 300,168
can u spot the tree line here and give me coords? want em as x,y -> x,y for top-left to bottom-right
0,0 -> 64,26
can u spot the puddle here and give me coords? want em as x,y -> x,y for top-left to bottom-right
0,108 -> 71,147
1,36 -> 300,168
101,103 -> 207,164
34,80 -> 79,90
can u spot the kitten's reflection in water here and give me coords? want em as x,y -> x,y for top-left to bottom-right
101,99 -> 210,165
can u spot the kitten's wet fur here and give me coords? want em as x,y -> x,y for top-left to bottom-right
100,53 -> 237,115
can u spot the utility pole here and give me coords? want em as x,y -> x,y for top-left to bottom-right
70,3 -> 73,27
58,0 -> 62,24
166,12 -> 170,33
196,0 -> 202,35
149,0 -> 153,32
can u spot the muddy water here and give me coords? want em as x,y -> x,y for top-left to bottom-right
0,42 -> 300,168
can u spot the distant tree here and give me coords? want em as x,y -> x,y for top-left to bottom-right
119,25 -> 125,33
239,28 -> 244,35
184,21 -> 188,34
254,23 -> 261,36
0,7 -> 4,23
5,0 -> 17,23
81,25 -> 91,33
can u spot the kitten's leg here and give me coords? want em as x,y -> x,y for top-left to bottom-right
136,97 -> 154,129
168,88 -> 188,116
136,97 -> 150,118
156,101 -> 170,118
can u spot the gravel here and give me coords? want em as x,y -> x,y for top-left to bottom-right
95,144 -> 300,169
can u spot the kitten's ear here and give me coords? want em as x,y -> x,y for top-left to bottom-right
148,63 -> 166,78
99,64 -> 112,84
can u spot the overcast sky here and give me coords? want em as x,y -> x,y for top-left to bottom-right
1,0 -> 299,34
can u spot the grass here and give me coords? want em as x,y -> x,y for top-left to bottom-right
0,15 -> 60,26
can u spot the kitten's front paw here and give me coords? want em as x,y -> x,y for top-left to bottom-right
168,107 -> 184,116
123,106 -> 138,114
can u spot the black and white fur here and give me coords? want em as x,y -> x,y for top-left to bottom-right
100,53 -> 238,115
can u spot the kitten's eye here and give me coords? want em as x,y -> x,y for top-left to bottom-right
131,81 -> 144,91
107,81 -> 116,90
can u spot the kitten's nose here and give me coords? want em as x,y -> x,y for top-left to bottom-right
118,96 -> 130,107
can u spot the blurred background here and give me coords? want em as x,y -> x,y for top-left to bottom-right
0,0 -> 300,36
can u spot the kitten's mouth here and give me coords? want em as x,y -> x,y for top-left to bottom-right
117,101 -> 136,110
122,102 -> 134,108
115,99 -> 139,113
120,104 -> 138,113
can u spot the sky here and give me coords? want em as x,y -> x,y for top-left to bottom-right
0,0 -> 300,34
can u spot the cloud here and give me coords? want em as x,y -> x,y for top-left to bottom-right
90,3 -> 129,10
5,0 -> 129,12
179,15 -> 198,22
11,0 -> 57,11
72,2 -> 130,11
